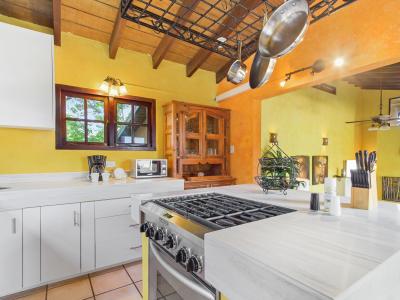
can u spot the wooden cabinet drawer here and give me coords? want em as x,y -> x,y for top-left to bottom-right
95,215 -> 141,268
95,198 -> 132,218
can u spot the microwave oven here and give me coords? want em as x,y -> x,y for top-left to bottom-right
131,159 -> 168,178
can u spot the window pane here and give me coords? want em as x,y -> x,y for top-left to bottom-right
117,125 -> 132,144
185,112 -> 200,133
207,115 -> 219,134
87,100 -> 104,121
134,105 -> 148,124
87,122 -> 105,143
185,138 -> 199,155
117,103 -> 132,122
133,126 -> 148,144
66,97 -> 84,119
66,120 -> 85,142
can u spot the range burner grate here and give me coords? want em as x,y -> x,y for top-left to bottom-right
154,193 -> 295,229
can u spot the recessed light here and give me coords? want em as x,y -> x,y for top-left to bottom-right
334,57 -> 345,67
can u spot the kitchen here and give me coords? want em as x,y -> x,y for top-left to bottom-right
1,0 -> 400,300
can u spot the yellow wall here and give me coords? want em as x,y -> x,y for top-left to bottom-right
356,89 -> 400,199
0,15 -> 217,174
261,82 -> 362,192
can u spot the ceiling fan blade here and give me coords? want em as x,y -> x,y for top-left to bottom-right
346,120 -> 372,124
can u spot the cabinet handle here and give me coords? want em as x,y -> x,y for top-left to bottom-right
129,224 -> 136,228
11,218 -> 16,234
73,211 -> 80,227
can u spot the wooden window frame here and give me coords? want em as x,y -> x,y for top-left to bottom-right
56,84 -> 156,151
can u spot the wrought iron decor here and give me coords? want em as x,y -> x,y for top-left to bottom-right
255,143 -> 302,195
121,0 -> 358,60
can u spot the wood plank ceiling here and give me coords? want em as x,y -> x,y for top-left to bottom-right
0,0 -> 269,77
0,0 -> 352,81
344,63 -> 400,90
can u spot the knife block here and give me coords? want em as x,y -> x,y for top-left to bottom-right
350,171 -> 378,210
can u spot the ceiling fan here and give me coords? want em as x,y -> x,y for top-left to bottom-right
346,88 -> 400,131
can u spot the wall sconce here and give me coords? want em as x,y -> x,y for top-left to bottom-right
269,133 -> 278,145
280,59 -> 325,88
322,137 -> 329,146
100,76 -> 128,96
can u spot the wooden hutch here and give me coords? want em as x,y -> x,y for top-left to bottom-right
164,101 -> 236,189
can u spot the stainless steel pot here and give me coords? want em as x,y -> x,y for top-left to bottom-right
227,40 -> 247,84
249,51 -> 276,89
258,0 -> 310,58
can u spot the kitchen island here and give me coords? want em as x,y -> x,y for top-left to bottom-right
204,184 -> 400,300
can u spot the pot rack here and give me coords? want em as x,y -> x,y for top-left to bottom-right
121,0 -> 358,60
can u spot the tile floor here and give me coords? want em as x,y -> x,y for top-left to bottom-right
13,262 -> 143,300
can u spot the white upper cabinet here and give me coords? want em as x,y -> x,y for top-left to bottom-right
0,22 -> 54,129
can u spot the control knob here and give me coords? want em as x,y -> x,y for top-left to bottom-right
154,228 -> 166,241
186,255 -> 202,273
139,222 -> 149,233
163,233 -> 178,249
145,226 -> 155,239
175,247 -> 190,264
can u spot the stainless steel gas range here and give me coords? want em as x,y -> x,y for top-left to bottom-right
140,192 -> 295,300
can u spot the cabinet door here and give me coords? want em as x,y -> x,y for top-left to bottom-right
41,204 -> 81,282
204,111 -> 225,158
0,22 -> 54,129
0,210 -> 22,296
23,207 -> 41,288
183,109 -> 203,158
96,215 -> 141,268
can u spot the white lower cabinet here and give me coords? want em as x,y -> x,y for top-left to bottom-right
41,204 -> 81,282
0,210 -> 22,296
23,207 -> 41,288
95,214 -> 141,268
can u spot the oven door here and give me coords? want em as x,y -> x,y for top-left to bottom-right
148,241 -> 216,300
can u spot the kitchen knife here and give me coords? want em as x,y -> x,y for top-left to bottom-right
359,150 -> 364,170
355,152 -> 360,169
363,150 -> 369,172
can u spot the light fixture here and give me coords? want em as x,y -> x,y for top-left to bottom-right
368,124 -> 379,131
280,59 -> 325,88
269,133 -> 278,145
322,137 -> 328,146
334,57 -> 345,67
100,76 -> 128,96
280,75 -> 291,87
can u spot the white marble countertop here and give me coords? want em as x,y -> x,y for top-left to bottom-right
202,184 -> 400,300
0,173 -> 184,211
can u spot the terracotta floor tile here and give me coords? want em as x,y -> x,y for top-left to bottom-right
15,289 -> 46,300
90,267 -> 132,295
134,281 -> 143,296
125,261 -> 142,282
47,277 -> 93,300
95,284 -> 142,300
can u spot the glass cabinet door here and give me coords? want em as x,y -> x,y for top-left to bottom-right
185,111 -> 200,134
205,112 -> 224,157
183,110 -> 202,157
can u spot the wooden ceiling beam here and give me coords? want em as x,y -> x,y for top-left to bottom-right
109,8 -> 127,59
186,0 -> 262,77
52,0 -> 61,46
152,0 -> 201,69
216,60 -> 234,83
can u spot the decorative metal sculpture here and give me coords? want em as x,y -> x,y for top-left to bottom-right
255,143 -> 302,195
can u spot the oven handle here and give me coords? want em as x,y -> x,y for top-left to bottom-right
149,242 -> 215,300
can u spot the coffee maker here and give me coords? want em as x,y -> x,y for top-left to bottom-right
88,155 -> 107,181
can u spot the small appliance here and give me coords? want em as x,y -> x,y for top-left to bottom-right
131,159 -> 167,178
88,155 -> 107,181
